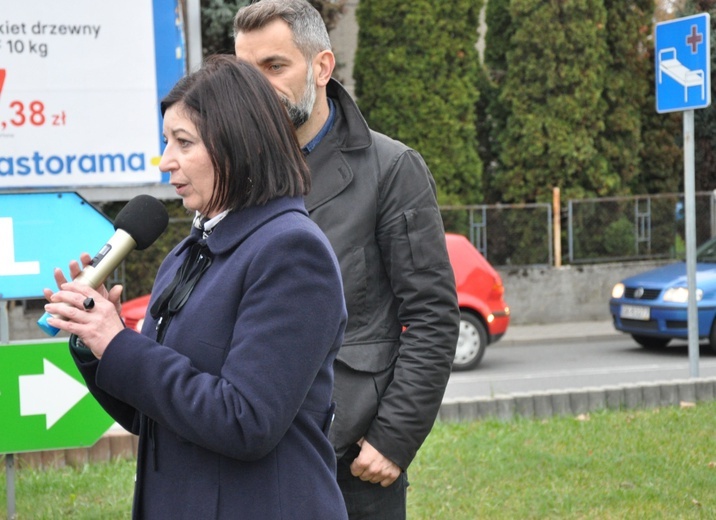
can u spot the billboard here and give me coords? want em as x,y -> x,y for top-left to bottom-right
0,0 -> 186,189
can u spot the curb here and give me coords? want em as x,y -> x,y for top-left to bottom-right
499,332 -> 624,347
438,377 -> 716,422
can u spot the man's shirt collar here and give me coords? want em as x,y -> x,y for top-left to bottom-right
302,98 -> 335,155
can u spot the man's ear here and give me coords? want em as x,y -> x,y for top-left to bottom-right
314,50 -> 335,87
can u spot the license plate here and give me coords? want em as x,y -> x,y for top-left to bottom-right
620,304 -> 650,321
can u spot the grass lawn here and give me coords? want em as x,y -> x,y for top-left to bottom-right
409,404 -> 716,519
2,401 -> 716,518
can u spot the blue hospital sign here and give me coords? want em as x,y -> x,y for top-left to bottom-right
655,13 -> 711,113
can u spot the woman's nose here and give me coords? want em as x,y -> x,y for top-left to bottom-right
158,148 -> 175,173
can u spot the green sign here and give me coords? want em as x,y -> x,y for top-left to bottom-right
0,340 -> 115,454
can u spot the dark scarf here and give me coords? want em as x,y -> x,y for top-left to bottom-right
150,240 -> 213,343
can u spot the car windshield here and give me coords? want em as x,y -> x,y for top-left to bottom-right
697,237 -> 716,263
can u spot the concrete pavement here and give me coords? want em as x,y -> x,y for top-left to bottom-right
500,319 -> 622,346
439,319 -> 716,423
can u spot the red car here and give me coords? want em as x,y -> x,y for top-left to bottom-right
445,233 -> 510,370
120,233 -> 509,371
120,293 -> 151,334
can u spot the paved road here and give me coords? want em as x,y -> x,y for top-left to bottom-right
445,320 -> 716,400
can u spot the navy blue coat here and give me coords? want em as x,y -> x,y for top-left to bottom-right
72,196 -> 348,519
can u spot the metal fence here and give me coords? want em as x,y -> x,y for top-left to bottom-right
114,192 -> 716,293
440,203 -> 553,267
440,191 -> 716,268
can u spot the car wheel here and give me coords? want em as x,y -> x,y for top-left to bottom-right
453,312 -> 488,371
632,334 -> 670,349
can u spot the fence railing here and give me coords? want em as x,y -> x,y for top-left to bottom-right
441,191 -> 716,268
113,192 -> 716,294
440,203 -> 553,267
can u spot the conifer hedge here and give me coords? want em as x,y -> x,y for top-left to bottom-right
354,0 -> 484,205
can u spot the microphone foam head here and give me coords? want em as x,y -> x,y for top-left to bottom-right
114,195 -> 169,250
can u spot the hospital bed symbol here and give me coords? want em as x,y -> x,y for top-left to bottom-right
654,13 -> 710,113
658,46 -> 705,103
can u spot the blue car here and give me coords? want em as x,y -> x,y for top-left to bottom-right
609,237 -> 716,349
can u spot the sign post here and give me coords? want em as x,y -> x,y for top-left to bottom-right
0,191 -> 113,519
1,303 -> 13,520
0,340 -> 115,520
655,13 -> 711,377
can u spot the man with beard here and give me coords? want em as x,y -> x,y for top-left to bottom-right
234,2 -> 459,518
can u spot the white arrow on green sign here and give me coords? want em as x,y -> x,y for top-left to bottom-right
0,340 -> 115,454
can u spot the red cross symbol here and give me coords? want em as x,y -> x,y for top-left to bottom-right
686,24 -> 703,54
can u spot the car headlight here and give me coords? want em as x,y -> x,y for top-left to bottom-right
611,283 -> 625,299
663,287 -> 703,303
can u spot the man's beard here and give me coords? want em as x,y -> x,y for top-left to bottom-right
282,65 -> 316,129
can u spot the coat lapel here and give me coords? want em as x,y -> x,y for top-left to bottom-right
305,138 -> 353,212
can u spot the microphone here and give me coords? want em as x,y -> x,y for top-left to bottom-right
37,194 -> 169,336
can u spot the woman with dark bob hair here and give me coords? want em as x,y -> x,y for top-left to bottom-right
43,55 -> 349,519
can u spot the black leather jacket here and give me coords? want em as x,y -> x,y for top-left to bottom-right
305,79 -> 459,470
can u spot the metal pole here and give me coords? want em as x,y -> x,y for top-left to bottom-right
684,110 -> 700,377
1,302 -> 15,519
0,303 -> 16,519
0,301 -> 8,344
185,0 -> 203,72
567,201 -> 574,263
6,453 -> 16,519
